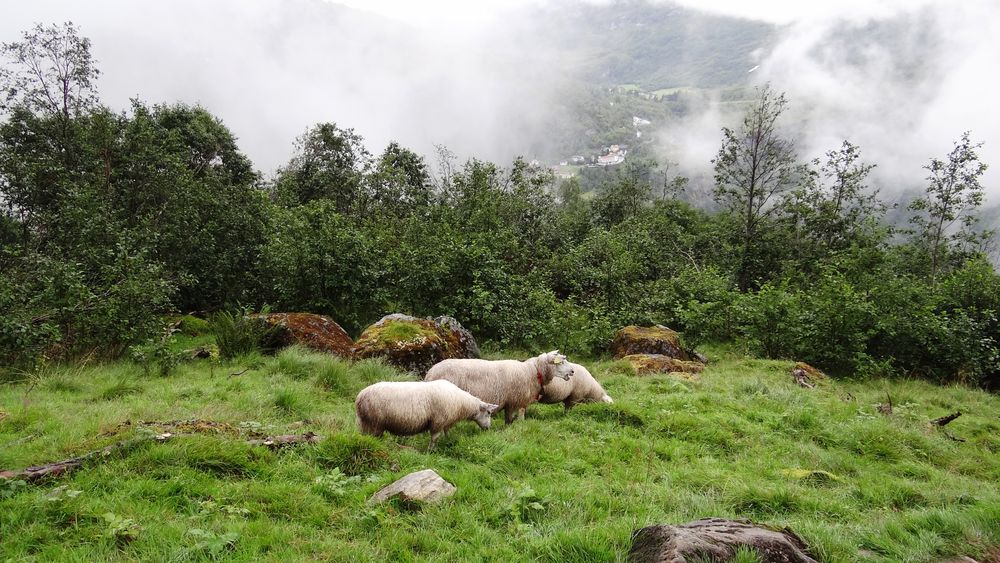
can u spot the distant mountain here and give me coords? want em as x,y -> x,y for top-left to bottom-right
533,0 -> 777,90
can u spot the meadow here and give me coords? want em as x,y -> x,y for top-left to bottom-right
1,341 -> 999,562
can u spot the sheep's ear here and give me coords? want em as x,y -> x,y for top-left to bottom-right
483,403 -> 501,414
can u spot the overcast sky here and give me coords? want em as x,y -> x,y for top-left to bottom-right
2,0 -> 998,205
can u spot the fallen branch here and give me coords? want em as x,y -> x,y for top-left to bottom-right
931,411 -> 962,426
0,434 -> 158,483
876,392 -> 893,415
229,368 -> 250,377
791,368 -> 815,389
942,430 -> 967,443
1,430 -> 322,483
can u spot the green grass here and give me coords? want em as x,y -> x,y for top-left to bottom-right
1,344 -> 999,561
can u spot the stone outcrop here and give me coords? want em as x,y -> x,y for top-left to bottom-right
259,313 -> 354,358
627,518 -> 818,563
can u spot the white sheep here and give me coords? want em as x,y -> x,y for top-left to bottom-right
539,362 -> 613,409
355,380 -> 499,449
424,350 -> 574,425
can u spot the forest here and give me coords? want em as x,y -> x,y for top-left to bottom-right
2,23 -> 997,388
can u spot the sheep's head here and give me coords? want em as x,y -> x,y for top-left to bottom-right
473,402 -> 501,429
542,350 -> 574,382
601,394 -> 614,404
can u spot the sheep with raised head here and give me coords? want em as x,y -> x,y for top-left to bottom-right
539,362 -> 613,409
355,380 -> 499,449
424,350 -> 574,425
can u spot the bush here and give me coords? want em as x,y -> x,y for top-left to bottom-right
0,247 -> 174,369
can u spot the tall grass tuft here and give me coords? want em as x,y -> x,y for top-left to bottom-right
212,308 -> 279,359
316,361 -> 352,395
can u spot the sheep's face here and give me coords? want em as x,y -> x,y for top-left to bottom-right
546,351 -> 574,381
474,403 -> 500,429
601,394 -> 614,404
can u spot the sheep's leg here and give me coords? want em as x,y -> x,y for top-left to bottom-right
505,407 -> 516,425
428,430 -> 442,451
517,408 -> 525,421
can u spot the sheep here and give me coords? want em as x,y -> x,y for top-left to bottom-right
424,350 -> 574,425
355,380 -> 500,449
539,362 -> 613,409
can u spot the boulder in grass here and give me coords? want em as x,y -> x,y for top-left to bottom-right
259,313 -> 354,359
612,325 -> 694,361
622,354 -> 705,376
353,314 -> 479,376
370,469 -> 456,504
628,518 -> 819,563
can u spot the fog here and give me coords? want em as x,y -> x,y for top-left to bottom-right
661,0 -> 1000,206
0,0 -> 573,171
2,0 -> 998,208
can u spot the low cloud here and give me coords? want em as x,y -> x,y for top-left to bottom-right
658,0 -> 1000,209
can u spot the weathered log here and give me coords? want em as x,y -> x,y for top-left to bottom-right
931,411 -> 962,426
0,434 -> 163,483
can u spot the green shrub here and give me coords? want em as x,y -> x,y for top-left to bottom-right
0,247 -> 174,369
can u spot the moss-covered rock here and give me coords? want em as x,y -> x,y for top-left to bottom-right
611,325 -> 691,360
622,353 -> 705,376
259,313 -> 354,359
353,314 -> 479,376
175,314 -> 211,336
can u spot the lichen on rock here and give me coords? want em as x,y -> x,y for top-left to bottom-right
611,325 -> 692,360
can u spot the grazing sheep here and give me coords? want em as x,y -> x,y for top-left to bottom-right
425,350 -> 574,425
355,380 -> 500,449
539,362 -> 613,409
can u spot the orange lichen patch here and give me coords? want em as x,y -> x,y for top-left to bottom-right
611,325 -> 690,360
261,313 -> 354,358
622,354 -> 705,375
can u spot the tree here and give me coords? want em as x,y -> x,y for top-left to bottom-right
273,123 -> 371,210
785,140 -> 884,259
908,132 -> 990,281
712,84 -> 799,291
364,141 -> 431,217
592,160 -> 653,228
1,22 -> 99,118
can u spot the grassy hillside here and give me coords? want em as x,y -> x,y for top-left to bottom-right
2,342 -> 999,561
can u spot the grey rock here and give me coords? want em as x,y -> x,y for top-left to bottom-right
628,518 -> 818,563
370,469 -> 456,504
